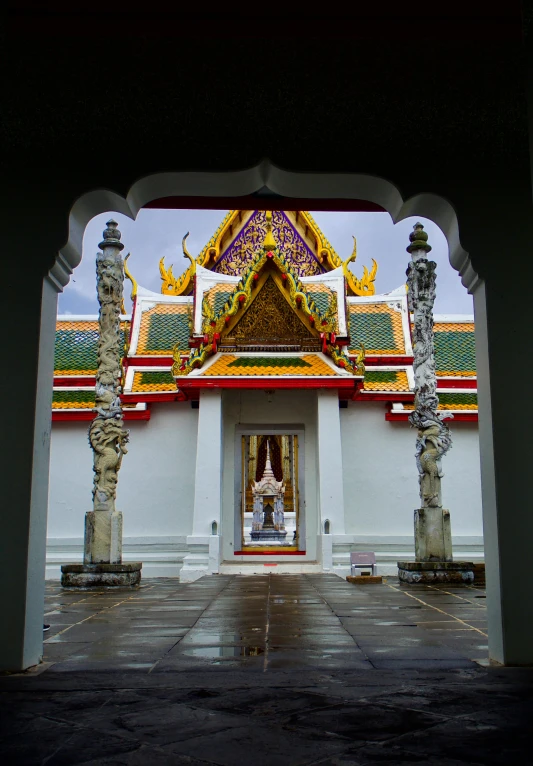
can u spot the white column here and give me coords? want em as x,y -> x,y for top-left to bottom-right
181,389 -> 223,582
460,197 -> 533,665
475,278 -> 533,665
192,389 -> 223,534
317,389 -> 346,535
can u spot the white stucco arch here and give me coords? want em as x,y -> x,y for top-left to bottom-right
54,161 -> 478,296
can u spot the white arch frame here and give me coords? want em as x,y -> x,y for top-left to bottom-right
35,162 -> 508,665
53,161 -> 479,295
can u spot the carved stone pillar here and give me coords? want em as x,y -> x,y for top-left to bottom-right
398,223 -> 473,584
61,221 -> 141,587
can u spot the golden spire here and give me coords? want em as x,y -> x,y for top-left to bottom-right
263,210 -> 277,251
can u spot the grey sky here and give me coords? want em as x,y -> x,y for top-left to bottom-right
57,209 -> 473,316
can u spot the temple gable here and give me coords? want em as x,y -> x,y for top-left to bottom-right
229,276 -> 315,345
214,210 -> 325,278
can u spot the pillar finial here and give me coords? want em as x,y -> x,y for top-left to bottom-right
263,210 -> 277,251
99,219 -> 124,251
407,222 -> 432,254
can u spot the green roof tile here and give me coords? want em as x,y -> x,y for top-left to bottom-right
214,291 -> 232,314
364,370 -> 399,384
55,328 -> 125,372
349,312 -> 396,350
308,291 -> 331,314
139,371 -> 176,386
53,390 -> 95,404
146,313 -> 190,352
434,331 -> 476,372
438,392 -> 477,407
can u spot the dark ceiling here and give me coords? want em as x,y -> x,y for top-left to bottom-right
2,3 -> 529,194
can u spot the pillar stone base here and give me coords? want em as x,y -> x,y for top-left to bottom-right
84,510 -> 123,564
61,562 -> 142,588
397,561 -> 475,584
414,507 -> 453,562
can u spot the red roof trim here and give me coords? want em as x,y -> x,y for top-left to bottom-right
121,392 -> 187,403
53,376 -> 96,387
127,356 -> 174,367
234,550 -> 307,556
52,409 -> 151,422
362,355 -> 414,365
385,411 -> 478,422
177,378 -> 357,390
437,378 -> 477,389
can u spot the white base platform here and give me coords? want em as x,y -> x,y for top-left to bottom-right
45,535 -> 485,580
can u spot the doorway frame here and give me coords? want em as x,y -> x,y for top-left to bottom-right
231,424 -> 306,561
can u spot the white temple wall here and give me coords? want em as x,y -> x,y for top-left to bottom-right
46,397 -> 484,579
339,401 -> 484,574
46,403 -> 198,578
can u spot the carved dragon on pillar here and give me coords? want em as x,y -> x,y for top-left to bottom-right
406,223 -> 452,509
90,220 -> 129,512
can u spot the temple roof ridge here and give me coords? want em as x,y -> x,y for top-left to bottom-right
159,209 -> 378,297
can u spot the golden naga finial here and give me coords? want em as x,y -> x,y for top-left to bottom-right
343,236 -> 378,296
343,236 -> 358,272
159,232 -> 197,296
182,232 -> 196,275
123,252 -> 138,301
263,210 -> 277,251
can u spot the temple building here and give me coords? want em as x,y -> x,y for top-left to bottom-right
48,210 -> 482,580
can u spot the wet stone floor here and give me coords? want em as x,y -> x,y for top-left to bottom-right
1,574 -> 532,765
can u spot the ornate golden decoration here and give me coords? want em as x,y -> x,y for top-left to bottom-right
182,233 -> 196,274
174,240 -> 357,378
171,343 -> 184,376
174,341 -> 214,377
215,210 -> 323,278
201,295 -> 216,334
231,277 -> 314,342
343,236 -> 378,296
281,435 -> 291,482
123,252 -> 138,301
263,210 -> 277,250
352,343 -> 366,375
248,435 -> 258,486
159,233 -> 199,296
159,209 -> 378,295
160,212 -> 235,295
322,292 -> 339,334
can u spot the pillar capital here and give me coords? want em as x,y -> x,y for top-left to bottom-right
99,219 -> 124,251
407,222 -> 432,255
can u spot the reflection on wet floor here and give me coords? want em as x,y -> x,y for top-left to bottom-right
184,646 -> 265,658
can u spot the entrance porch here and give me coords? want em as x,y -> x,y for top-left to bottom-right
180,387 -> 348,581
